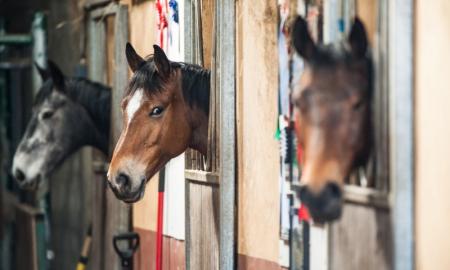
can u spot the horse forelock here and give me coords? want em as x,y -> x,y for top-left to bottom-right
125,58 -> 210,115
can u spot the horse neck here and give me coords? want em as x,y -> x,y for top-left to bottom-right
67,79 -> 111,154
179,65 -> 211,155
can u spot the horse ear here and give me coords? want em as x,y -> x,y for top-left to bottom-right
348,17 -> 368,58
291,16 -> 317,61
153,44 -> 171,77
47,60 -> 66,92
126,42 -> 145,72
34,62 -> 49,81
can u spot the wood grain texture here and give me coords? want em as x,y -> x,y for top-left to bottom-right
329,203 -> 392,270
15,204 -> 42,270
87,12 -> 107,270
187,182 -> 220,270
104,5 -> 132,270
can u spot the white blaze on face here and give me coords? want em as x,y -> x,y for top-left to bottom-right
107,89 -> 148,191
126,89 -> 144,124
109,88 -> 144,169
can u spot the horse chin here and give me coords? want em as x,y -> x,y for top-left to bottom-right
123,187 -> 146,204
112,178 -> 147,204
309,205 -> 342,224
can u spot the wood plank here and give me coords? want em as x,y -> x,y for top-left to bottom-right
15,203 -> 43,270
104,5 -> 131,270
329,204 -> 392,270
343,185 -> 389,209
187,183 -> 219,270
188,183 -> 201,269
201,0 -> 215,70
88,12 -> 107,270
185,170 -> 219,184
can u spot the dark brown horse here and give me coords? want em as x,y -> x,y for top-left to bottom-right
107,44 -> 210,203
291,17 -> 373,223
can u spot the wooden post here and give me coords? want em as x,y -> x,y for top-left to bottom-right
104,5 -> 131,270
87,5 -> 130,270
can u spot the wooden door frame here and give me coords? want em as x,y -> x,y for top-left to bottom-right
87,4 -> 130,270
184,0 -> 236,269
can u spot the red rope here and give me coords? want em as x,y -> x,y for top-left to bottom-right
156,0 -> 168,48
294,117 -> 311,222
156,190 -> 164,270
155,3 -> 167,269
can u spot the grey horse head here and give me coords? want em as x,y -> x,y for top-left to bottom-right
12,60 -> 110,190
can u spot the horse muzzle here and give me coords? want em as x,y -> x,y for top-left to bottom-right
107,173 -> 146,203
13,168 -> 41,191
298,182 -> 343,223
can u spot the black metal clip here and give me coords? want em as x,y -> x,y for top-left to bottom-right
113,232 -> 140,270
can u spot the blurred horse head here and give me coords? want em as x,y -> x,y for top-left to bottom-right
291,17 -> 373,223
12,61 -> 111,190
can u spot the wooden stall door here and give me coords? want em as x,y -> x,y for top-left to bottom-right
324,0 -> 392,269
184,0 -> 220,266
87,4 -> 130,270
184,0 -> 233,269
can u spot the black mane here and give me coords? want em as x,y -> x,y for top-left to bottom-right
35,77 -> 111,135
66,78 -> 111,134
126,57 -> 211,115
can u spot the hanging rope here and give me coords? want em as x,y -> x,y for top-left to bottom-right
156,0 -> 168,48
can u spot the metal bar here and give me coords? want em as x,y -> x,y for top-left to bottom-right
0,35 -> 32,45
389,0 -> 415,269
183,1 -> 194,269
218,0 -> 235,269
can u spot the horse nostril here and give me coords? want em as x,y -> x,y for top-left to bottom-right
116,173 -> 130,190
15,169 -> 26,183
325,182 -> 342,200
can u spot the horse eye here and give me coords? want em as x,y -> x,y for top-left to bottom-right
149,106 -> 164,117
41,110 -> 54,119
352,99 -> 364,110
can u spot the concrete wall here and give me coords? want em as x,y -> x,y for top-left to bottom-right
236,0 -> 281,268
415,1 -> 450,269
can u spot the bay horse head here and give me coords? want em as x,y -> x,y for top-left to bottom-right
291,17 -> 372,223
12,60 -> 111,190
107,43 -> 210,203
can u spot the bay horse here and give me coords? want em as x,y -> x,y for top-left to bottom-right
291,17 -> 373,223
12,61 -> 111,189
107,44 -> 210,203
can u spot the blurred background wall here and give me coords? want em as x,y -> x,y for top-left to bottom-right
415,1 -> 450,269
0,0 -> 93,269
